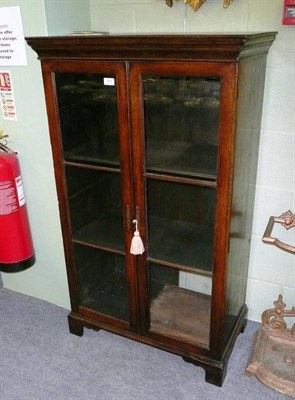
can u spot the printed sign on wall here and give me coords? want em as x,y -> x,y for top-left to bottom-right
0,6 -> 27,66
0,71 -> 17,121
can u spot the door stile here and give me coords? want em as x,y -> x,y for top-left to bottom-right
209,63 -> 238,357
129,63 -> 150,335
115,63 -> 139,332
42,63 -> 80,312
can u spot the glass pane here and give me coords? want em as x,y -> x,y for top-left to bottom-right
74,244 -> 129,321
66,166 -> 124,252
143,76 -> 220,179
149,263 -> 211,348
147,180 -> 215,272
55,73 -> 119,166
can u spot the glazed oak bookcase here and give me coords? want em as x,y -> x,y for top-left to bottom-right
27,33 -> 276,386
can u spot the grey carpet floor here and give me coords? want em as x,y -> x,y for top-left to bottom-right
0,287 -> 291,400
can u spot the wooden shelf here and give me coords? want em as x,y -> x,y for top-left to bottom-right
81,270 -> 129,321
73,214 -> 125,253
64,140 -> 120,168
150,284 -> 211,348
148,217 -> 214,273
146,140 -> 217,180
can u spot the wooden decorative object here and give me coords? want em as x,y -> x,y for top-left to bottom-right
165,0 -> 233,10
184,0 -> 207,11
223,0 -> 233,8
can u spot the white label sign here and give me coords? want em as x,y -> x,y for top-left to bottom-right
103,77 -> 115,86
15,175 -> 26,207
0,179 -> 18,215
0,6 -> 27,66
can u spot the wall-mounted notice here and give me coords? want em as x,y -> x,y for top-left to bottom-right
0,71 -> 17,121
0,6 -> 27,66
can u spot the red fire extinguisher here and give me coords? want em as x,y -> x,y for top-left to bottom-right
0,142 -> 35,272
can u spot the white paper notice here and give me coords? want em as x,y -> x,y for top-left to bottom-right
0,6 -> 27,66
0,71 -> 17,121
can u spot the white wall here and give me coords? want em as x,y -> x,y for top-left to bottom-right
1,0 -> 294,321
44,0 -> 91,35
0,0 -> 90,309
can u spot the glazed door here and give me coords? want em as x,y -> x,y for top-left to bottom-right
130,63 -> 224,350
45,61 -> 137,331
